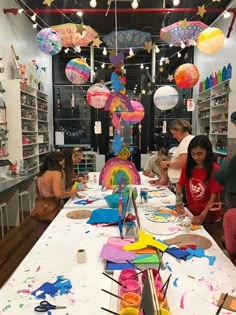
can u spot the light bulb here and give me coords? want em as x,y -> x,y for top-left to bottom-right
75,45 -> 81,53
181,41 -> 186,49
160,61 -> 163,66
224,11 -> 231,18
177,52 -> 181,58
31,13 -> 36,21
33,23 -> 38,28
76,11 -> 83,17
64,48 -> 69,53
131,0 -> 138,9
155,45 -> 160,53
18,8 -> 23,14
169,43 -> 173,47
101,62 -> 105,68
140,63 -> 144,69
173,0 -> 180,6
103,47 -> 107,55
90,0 -> 97,8
129,48 -> 134,56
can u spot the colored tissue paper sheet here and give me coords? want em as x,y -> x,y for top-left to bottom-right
132,253 -> 160,264
87,208 -> 123,224
217,293 -> 236,312
185,247 -> 216,265
107,236 -> 134,249
74,199 -> 96,205
166,246 -> 188,259
100,244 -> 136,262
31,276 -> 72,299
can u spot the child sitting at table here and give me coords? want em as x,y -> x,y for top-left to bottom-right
175,135 -> 223,225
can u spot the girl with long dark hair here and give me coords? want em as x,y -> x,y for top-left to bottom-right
175,135 -> 223,225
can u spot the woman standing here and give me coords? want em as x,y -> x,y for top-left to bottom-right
159,119 -> 194,187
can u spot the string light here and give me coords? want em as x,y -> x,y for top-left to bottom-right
74,45 -> 81,53
90,0 -> 97,8
145,66 -> 149,69
18,8 -> 24,14
76,11 -> 83,17
101,62 -> 105,68
103,47 -> 107,55
64,48 -> 69,53
31,13 -> 36,21
173,0 -> 180,6
33,23 -> 38,28
223,11 -> 231,18
155,45 -> 160,53
177,52 -> 181,57
131,0 -> 139,9
129,47 -> 134,56
181,41 -> 186,49
140,63 -> 144,69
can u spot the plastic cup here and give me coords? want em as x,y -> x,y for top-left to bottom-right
120,307 -> 139,315
119,268 -> 138,283
120,292 -> 141,310
120,279 -> 141,296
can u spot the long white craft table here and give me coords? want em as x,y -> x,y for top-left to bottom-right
0,173 -> 235,315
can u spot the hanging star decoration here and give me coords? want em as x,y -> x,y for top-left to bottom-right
92,36 -> 103,48
76,24 -> 86,35
43,0 -> 54,6
179,18 -> 189,28
165,58 -> 170,64
147,90 -> 153,95
161,31 -> 171,42
141,89 -> 146,95
197,5 -> 207,18
167,74 -> 174,82
159,67 -> 164,73
144,41 -> 153,53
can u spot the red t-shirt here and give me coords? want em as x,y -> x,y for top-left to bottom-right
178,162 -> 223,222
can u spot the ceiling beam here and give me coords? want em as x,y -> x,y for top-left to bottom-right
4,7 -> 236,14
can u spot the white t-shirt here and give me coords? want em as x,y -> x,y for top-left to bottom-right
168,135 -> 195,184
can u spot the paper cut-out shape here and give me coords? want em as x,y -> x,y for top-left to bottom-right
87,208 -> 124,225
123,229 -> 168,252
217,293 -> 236,312
66,210 -> 92,219
31,276 -> 72,299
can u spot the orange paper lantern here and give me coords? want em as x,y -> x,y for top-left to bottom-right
197,27 -> 224,55
174,63 -> 200,88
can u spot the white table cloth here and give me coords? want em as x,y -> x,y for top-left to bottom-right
0,173 -> 235,315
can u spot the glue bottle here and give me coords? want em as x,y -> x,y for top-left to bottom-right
93,174 -> 97,184
183,214 -> 191,232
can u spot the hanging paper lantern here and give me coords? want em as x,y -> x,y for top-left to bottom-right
174,63 -> 200,88
121,100 -> 144,124
65,58 -> 90,84
153,86 -> 179,111
86,83 -> 110,109
197,27 -> 224,55
36,28 -> 62,55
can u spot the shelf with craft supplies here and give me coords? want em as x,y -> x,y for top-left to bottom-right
197,76 -> 234,156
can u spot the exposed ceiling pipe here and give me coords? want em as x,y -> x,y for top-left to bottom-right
3,7 -> 236,14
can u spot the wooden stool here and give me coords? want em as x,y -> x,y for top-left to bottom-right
0,203 -> 9,238
19,191 -> 31,221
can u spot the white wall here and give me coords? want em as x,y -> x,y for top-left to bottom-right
193,1 -> 236,138
0,0 -> 53,145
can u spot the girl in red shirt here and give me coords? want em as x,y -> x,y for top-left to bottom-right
175,135 -> 223,225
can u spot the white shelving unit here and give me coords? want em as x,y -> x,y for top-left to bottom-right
3,80 -> 49,173
197,79 -> 233,161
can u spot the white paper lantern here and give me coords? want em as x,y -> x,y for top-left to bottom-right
153,86 -> 179,111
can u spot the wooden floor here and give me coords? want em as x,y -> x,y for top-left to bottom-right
0,213 -> 225,289
0,214 -> 38,288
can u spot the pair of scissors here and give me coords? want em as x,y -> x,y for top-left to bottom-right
34,300 -> 66,312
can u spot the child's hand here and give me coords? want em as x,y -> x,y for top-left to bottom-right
149,179 -> 159,185
79,183 -> 87,191
175,203 -> 185,214
191,213 -> 206,225
78,176 -> 87,183
71,187 -> 78,196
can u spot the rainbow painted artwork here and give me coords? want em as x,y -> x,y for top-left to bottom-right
99,157 -> 141,188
